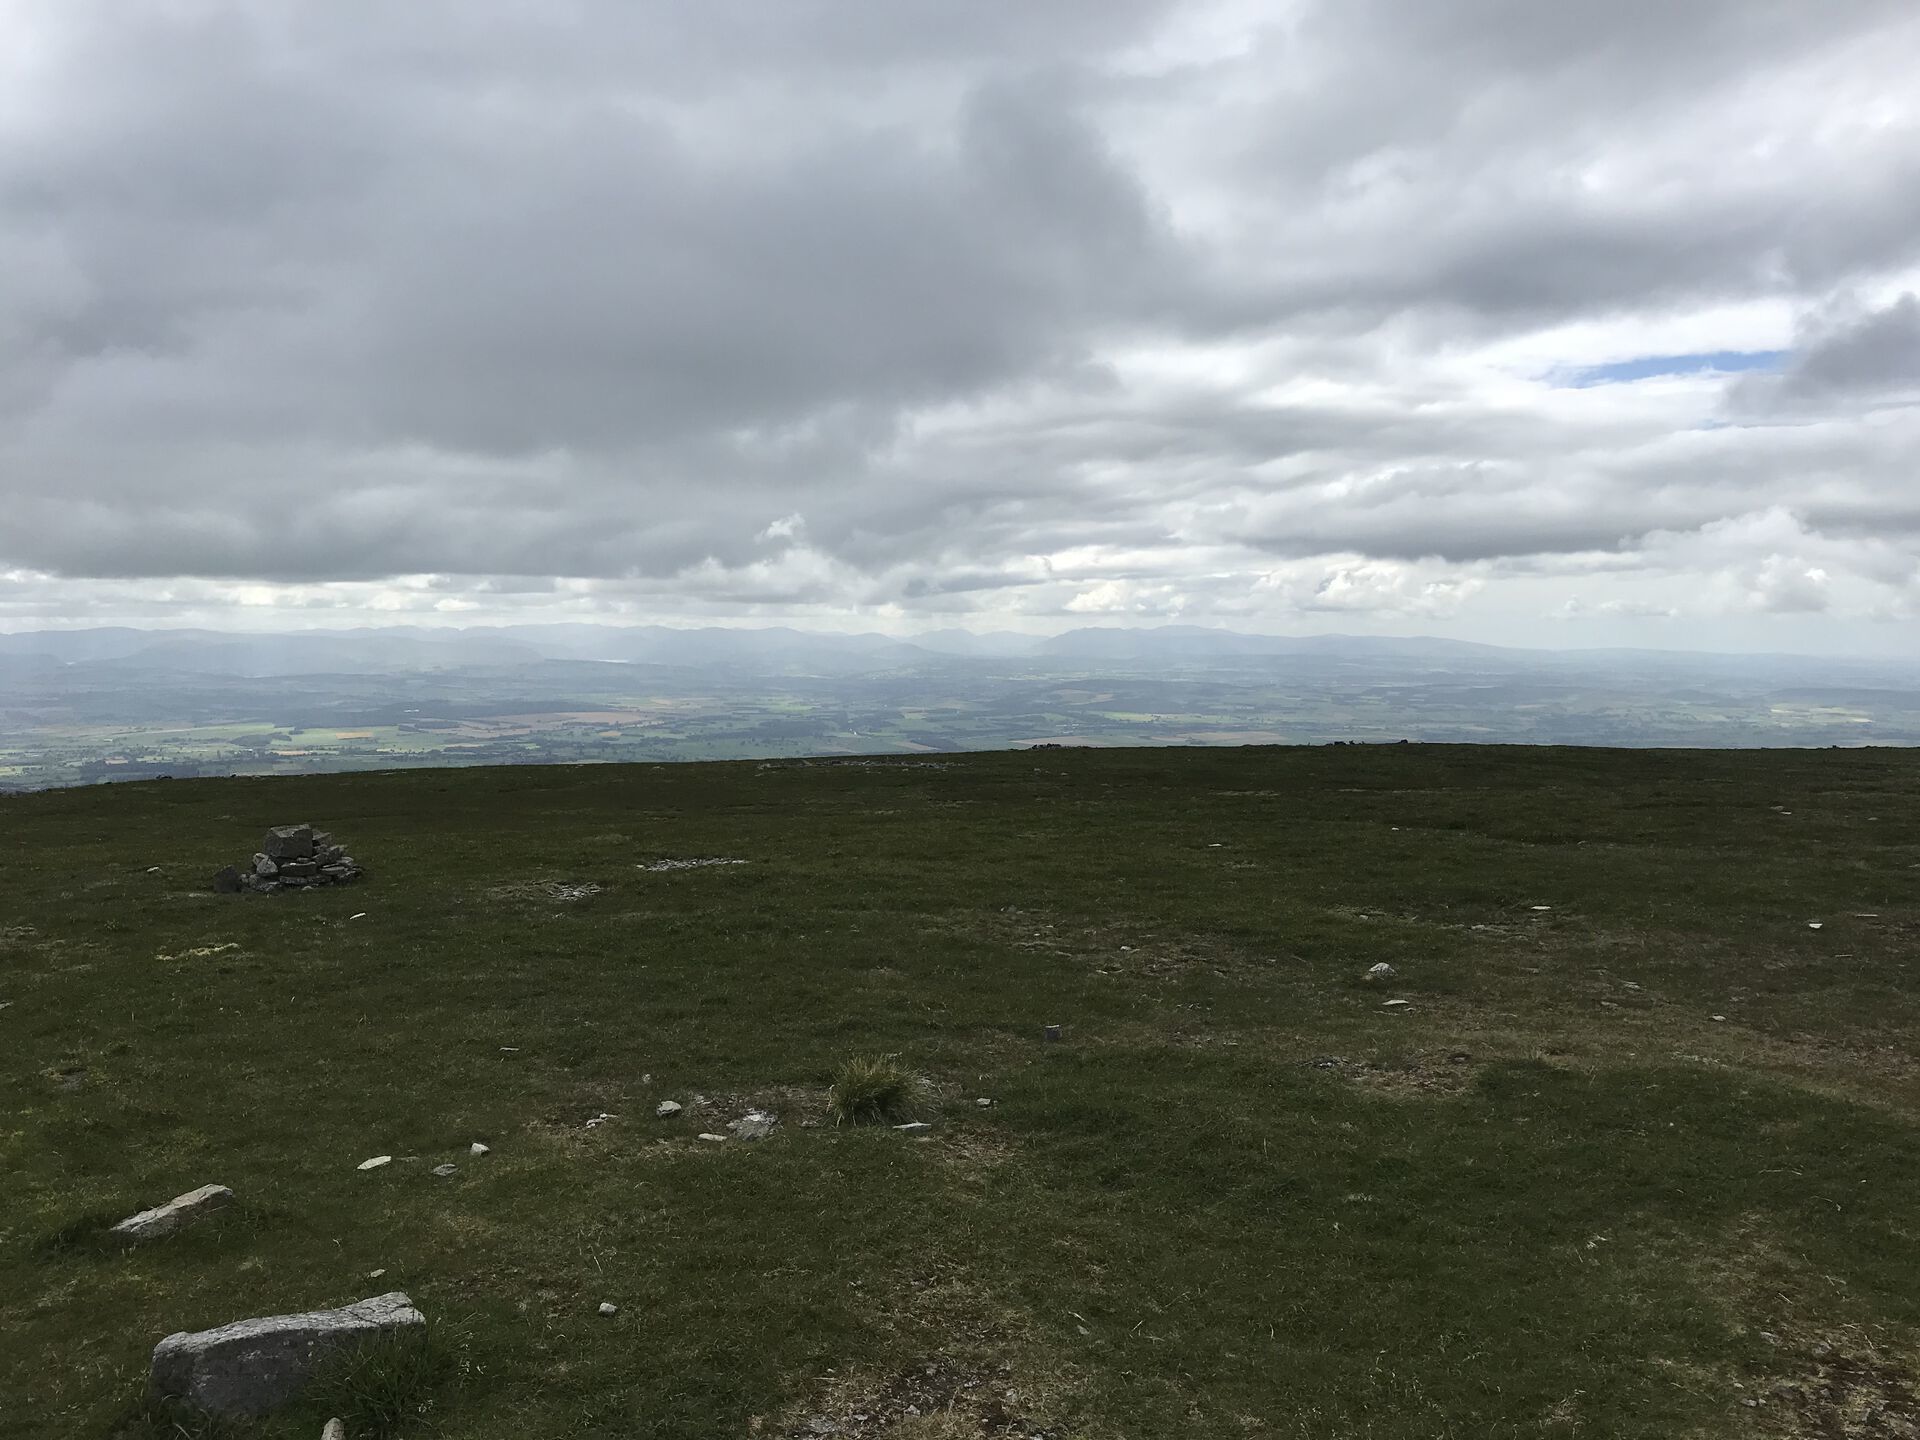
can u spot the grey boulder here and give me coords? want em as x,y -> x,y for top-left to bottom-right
212,866 -> 243,894
150,1291 -> 424,1417
111,1184 -> 233,1242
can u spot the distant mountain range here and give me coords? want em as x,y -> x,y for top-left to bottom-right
3,623 -> 1916,683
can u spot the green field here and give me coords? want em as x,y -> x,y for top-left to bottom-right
4,746 -> 1920,1437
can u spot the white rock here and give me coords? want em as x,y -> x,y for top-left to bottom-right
110,1184 -> 233,1242
976,1098 -> 993,1107
322,1419 -> 347,1440
348,912 -> 367,921
697,1133 -> 727,1142
1382,999 -> 1412,1009
655,1100 -> 683,1117
1807,921 -> 1824,930
1364,962 -> 1395,982
895,1121 -> 933,1133
598,1301 -> 618,1317
1711,1014 -> 1727,1022
430,1164 -> 456,1177
367,1269 -> 386,1279
356,1155 -> 392,1171
470,1142 -> 489,1156
1531,905 -> 1552,912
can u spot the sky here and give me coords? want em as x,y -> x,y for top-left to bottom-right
2,1 -> 1919,652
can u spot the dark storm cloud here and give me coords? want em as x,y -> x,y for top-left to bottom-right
2,0 -> 1918,638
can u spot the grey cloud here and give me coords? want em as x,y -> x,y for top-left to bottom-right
2,0 -> 1919,648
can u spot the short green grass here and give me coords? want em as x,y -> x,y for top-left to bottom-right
4,744 -> 1920,1438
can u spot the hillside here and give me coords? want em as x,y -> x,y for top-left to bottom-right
4,745 -> 1920,1438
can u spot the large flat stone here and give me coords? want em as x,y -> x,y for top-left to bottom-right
110,1184 -> 233,1242
261,825 -> 314,860
150,1291 -> 424,1417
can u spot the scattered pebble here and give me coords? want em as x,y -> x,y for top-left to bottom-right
976,1098 -> 993,1107
499,1046 -> 520,1053
1043,1024 -> 1062,1042
583,1113 -> 617,1129
349,912 -> 368,921
1807,921 -> 1824,930
470,1142 -> 489,1156
1530,905 -> 1552,912
598,1302 -> 618,1317
431,1164 -> 456,1178
357,1155 -> 392,1171
146,866 -> 162,874
323,1418 -> 347,1440
697,1133 -> 727,1142
1711,1014 -> 1728,1022
1364,962 -> 1395,982
656,1100 -> 683,1117
1382,999 -> 1412,1009
367,1269 -> 386,1279
895,1121 -> 933,1133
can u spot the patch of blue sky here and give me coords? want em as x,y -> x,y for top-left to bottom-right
1554,349 -> 1787,388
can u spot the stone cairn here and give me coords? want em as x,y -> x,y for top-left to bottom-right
213,824 -> 362,894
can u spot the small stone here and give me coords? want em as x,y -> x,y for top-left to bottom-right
1711,1014 -> 1727,1022
110,1184 -> 234,1242
1382,999 -> 1411,1009
367,1269 -> 386,1279
430,1164 -> 456,1177
252,854 -> 279,878
279,860 -> 319,879
149,1291 -> 423,1417
895,1121 -> 932,1133
1531,905 -> 1552,912
470,1142 -> 489,1156
598,1301 -> 618,1317
1364,962 -> 1395,982
655,1100 -> 683,1117
697,1132 -> 727,1142
349,912 -> 367,921
322,1420 -> 347,1440
976,1098 -> 993,1107
1807,921 -> 1824,930
356,1155 -> 392,1171
1044,1024 -> 1062,1042
584,1112 -> 616,1129
212,865 -> 243,894
729,1111 -> 778,1141
146,865 -> 162,874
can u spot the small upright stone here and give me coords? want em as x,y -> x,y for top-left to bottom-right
212,866 -> 243,894
470,1141 -> 489,1156
261,825 -> 314,861
322,1420 -> 347,1440
111,1184 -> 234,1242
597,1301 -> 618,1317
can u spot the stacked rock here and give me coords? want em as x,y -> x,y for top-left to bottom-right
212,825 -> 363,894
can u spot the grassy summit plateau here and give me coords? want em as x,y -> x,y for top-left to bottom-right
3,745 -> 1919,1438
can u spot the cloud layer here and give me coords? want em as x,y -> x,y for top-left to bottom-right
3,0 -> 1919,648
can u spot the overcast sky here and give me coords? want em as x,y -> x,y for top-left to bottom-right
3,1 -> 1918,650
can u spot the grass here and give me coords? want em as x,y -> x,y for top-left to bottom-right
828,1055 -> 923,1126
3,743 -> 1920,1437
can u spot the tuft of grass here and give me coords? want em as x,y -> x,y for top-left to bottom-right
300,1326 -> 450,1439
828,1054 -> 922,1126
